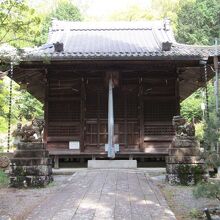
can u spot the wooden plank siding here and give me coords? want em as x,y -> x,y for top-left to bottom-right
46,66 -> 177,156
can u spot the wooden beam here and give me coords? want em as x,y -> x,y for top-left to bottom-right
80,78 -> 85,152
20,59 -> 201,69
97,92 -> 100,148
175,76 -> 180,115
43,69 -> 48,144
124,94 -> 128,148
139,77 -> 144,152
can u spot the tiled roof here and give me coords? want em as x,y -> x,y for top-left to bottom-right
23,20 -> 220,61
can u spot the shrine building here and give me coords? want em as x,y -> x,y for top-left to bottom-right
13,20 -> 220,166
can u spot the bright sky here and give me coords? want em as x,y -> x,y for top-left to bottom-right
78,0 -> 150,17
31,0 -> 151,20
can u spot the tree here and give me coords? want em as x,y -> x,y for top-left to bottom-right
109,5 -> 154,21
176,0 -> 220,45
109,0 -> 180,32
0,79 -> 9,132
0,0 -> 41,47
14,89 -> 43,121
38,0 -> 82,44
180,90 -> 203,122
0,77 -> 43,133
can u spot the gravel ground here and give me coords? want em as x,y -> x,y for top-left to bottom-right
0,175 -> 70,220
151,175 -> 220,220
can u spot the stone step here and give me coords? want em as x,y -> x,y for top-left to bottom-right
166,156 -> 204,164
10,165 -> 52,176
16,142 -> 45,150
14,150 -> 49,158
168,148 -> 202,156
11,158 -> 52,166
88,160 -> 137,169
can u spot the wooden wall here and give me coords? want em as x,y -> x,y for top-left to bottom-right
45,66 -> 178,155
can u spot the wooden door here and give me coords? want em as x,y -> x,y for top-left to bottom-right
84,78 -> 108,152
113,77 -> 140,152
84,76 -> 140,153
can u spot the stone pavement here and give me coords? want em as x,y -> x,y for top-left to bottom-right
27,169 -> 176,220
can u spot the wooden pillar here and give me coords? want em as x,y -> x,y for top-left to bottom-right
80,77 -> 85,152
175,75 -> 180,115
124,94 -> 128,148
97,93 -> 100,148
107,75 -> 115,158
139,77 -> 144,152
43,69 -> 48,144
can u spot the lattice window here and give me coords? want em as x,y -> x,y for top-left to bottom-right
48,100 -> 81,138
49,79 -> 81,98
144,100 -> 176,121
144,123 -> 174,136
48,101 -> 80,122
48,124 -> 80,137
143,79 -> 175,96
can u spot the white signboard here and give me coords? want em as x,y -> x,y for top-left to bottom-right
69,141 -> 80,150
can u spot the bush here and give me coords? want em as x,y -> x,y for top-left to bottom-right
0,170 -> 9,187
193,181 -> 220,201
177,164 -> 204,185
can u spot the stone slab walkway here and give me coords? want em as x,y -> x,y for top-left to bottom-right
27,169 -> 176,220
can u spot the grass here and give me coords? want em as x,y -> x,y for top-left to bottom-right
47,181 -> 56,187
0,170 -> 9,188
189,208 -> 203,219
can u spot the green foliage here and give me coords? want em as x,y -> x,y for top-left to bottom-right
202,150 -> 220,170
14,89 -> 43,121
0,0 -> 41,47
193,181 -> 220,201
176,0 -> 220,45
38,0 -> 82,44
109,0 -> 180,31
195,122 -> 205,142
177,164 -> 191,185
177,164 -> 204,185
181,90 -> 203,122
109,0 -> 220,45
203,113 -> 220,151
109,5 -> 154,21
192,165 -> 205,184
189,208 -> 203,219
0,77 -> 43,133
0,170 -> 9,187
180,83 -> 215,123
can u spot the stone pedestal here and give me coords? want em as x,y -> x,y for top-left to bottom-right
166,136 -> 206,185
10,142 -> 53,187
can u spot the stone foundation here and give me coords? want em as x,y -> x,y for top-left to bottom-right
166,136 -> 206,185
10,142 -> 53,187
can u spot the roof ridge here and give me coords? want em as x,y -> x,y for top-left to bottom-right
51,28 -> 155,31
50,20 -> 167,31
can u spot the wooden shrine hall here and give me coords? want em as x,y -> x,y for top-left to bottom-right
13,20 -> 219,163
